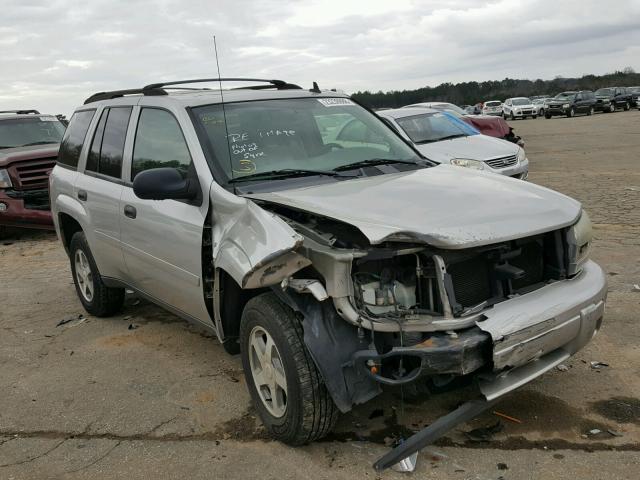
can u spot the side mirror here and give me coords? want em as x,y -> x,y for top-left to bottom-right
133,167 -> 198,201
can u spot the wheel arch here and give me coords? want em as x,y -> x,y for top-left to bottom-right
58,212 -> 84,255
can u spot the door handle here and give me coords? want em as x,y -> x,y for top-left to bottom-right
124,205 -> 137,219
77,190 -> 87,201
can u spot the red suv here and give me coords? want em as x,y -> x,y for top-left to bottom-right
0,110 -> 66,230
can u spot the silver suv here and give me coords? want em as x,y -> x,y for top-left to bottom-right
50,78 -> 606,468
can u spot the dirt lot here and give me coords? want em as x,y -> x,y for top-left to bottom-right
1,110 -> 639,479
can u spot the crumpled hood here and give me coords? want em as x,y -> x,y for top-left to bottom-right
244,165 -> 582,248
0,144 -> 59,168
415,135 -> 518,164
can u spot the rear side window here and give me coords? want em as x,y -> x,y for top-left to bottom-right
85,107 -> 132,179
131,108 -> 192,180
58,110 -> 95,168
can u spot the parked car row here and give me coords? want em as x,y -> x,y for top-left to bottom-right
463,86 -> 639,121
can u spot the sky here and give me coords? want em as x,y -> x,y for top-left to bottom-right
2,0 -> 640,116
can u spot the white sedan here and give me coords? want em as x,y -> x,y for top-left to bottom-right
377,107 -> 529,179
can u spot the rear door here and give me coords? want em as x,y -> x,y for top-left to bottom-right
75,106 -> 132,280
119,106 -> 210,324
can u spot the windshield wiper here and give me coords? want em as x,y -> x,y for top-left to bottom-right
435,134 -> 467,142
228,168 -> 355,184
332,158 -> 419,171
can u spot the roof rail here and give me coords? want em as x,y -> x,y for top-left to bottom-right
143,78 -> 302,90
83,88 -> 167,105
0,109 -> 40,114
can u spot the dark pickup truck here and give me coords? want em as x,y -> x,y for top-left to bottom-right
0,111 -> 66,230
594,87 -> 634,112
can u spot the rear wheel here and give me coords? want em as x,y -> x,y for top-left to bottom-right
240,293 -> 339,445
69,232 -> 124,316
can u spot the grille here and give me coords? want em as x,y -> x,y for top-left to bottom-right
485,155 -> 518,169
8,157 -> 56,190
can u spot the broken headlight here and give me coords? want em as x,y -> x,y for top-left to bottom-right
0,169 -> 12,189
567,209 -> 593,276
450,158 -> 484,170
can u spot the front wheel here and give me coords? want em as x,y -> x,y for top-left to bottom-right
69,232 -> 124,316
624,102 -> 630,111
609,103 -> 615,113
532,115 -> 537,119
545,113 -> 551,119
567,107 -> 575,118
588,106 -> 594,116
240,293 -> 339,445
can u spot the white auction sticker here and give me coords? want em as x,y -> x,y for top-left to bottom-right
317,98 -> 354,107
39,116 -> 58,122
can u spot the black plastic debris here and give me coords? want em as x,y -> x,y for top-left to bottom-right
56,314 -> 84,327
464,421 -> 504,442
128,324 -> 138,330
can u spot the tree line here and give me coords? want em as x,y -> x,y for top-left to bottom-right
351,68 -> 640,109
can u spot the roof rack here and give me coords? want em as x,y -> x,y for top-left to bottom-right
0,109 -> 40,115
83,78 -> 302,105
143,78 -> 302,91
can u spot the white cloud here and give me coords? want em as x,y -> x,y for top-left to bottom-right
0,0 -> 638,115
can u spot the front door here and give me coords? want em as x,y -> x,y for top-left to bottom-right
119,107 -> 210,324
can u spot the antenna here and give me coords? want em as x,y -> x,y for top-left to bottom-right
213,35 -> 234,179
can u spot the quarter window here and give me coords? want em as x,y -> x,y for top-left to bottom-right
57,110 -> 95,168
85,107 -> 132,179
132,108 -> 192,180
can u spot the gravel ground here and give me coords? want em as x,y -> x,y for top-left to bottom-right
1,109 -> 639,479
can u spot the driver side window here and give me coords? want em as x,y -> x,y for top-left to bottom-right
132,108 -> 192,180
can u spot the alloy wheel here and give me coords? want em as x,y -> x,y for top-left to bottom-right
248,326 -> 288,418
74,249 -> 94,302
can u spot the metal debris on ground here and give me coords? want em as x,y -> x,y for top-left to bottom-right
56,314 -> 86,327
590,361 -> 609,369
632,284 -> 640,292
607,429 -> 623,437
391,449 -> 418,473
493,411 -> 522,424
557,364 -> 570,372
588,429 -> 602,435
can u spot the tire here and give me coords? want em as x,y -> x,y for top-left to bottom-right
240,293 -> 339,445
545,113 -> 551,119
567,107 -> 575,118
69,232 -> 124,316
609,103 -> 615,113
502,113 -> 507,120
588,106 -> 594,116
532,115 -> 537,119
624,102 -> 630,111
540,108 -> 545,117
510,112 -> 515,120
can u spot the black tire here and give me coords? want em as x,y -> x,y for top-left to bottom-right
532,115 -> 537,119
540,108 -> 545,117
545,113 -> 551,119
69,231 -> 124,317
587,106 -> 594,116
624,102 -> 630,111
609,103 -> 615,113
567,107 -> 575,118
240,293 -> 339,445
510,112 -> 515,120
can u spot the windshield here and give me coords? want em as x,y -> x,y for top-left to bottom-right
555,92 -> 576,100
0,116 -> 66,149
512,98 -> 531,106
395,112 -> 470,144
595,88 -> 614,96
484,101 -> 501,107
192,98 -> 421,181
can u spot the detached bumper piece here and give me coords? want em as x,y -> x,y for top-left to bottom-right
374,397 -> 497,471
351,327 -> 491,385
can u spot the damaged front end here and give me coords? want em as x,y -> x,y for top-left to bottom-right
256,202 -> 606,413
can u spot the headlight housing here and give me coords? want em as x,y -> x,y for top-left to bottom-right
0,169 -> 12,189
566,210 -> 593,276
516,147 -> 526,163
562,103 -> 570,109
450,158 -> 484,170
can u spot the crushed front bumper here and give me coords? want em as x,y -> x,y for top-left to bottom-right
352,260 -> 606,389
